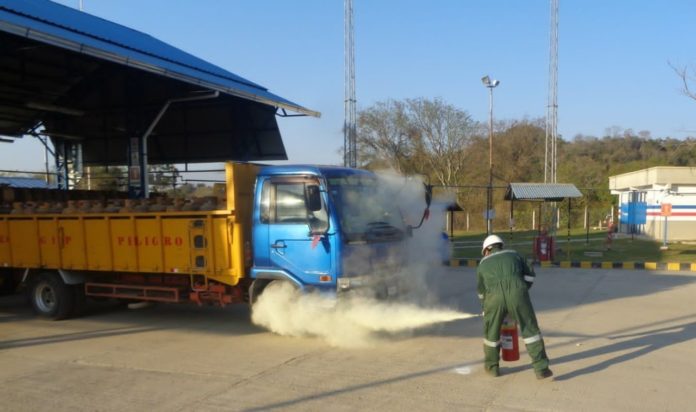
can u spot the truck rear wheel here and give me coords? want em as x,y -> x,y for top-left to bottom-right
0,269 -> 18,296
28,272 -> 75,320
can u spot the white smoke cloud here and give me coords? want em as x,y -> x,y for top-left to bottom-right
251,281 -> 478,348
374,169 -> 456,304
250,169 -> 470,348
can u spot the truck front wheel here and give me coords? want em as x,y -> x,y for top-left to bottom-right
28,272 -> 75,320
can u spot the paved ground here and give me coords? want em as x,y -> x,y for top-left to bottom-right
1,266 -> 695,411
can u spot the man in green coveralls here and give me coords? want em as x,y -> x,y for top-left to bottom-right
477,234 -> 553,379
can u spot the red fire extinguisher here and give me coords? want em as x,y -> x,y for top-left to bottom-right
500,317 -> 520,361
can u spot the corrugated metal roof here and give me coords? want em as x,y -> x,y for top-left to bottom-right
505,183 -> 582,201
0,176 -> 55,189
0,0 -> 318,117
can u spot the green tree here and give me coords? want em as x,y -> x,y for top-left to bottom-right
357,97 -> 478,186
407,97 -> 478,186
75,166 -> 126,191
672,63 -> 696,102
149,164 -> 179,193
357,99 -> 416,173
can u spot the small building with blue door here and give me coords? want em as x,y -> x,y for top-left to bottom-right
609,167 -> 696,241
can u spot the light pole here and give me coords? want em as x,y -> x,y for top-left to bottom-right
481,75 -> 500,235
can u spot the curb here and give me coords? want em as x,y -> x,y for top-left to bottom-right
446,259 -> 696,272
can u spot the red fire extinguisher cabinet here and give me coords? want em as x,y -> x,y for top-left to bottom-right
533,234 -> 555,262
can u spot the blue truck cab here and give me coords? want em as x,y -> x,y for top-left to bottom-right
249,165 -> 412,302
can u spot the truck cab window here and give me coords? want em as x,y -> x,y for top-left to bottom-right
260,181 -> 271,223
262,179 -> 328,228
275,182 -> 308,223
327,175 -> 405,242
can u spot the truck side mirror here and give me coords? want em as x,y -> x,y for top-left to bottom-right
309,217 -> 329,236
306,184 -> 329,235
306,185 -> 322,212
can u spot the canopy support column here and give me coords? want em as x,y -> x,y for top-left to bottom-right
128,91 -> 219,198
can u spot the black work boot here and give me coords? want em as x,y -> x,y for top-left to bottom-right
485,366 -> 500,377
535,368 -> 553,380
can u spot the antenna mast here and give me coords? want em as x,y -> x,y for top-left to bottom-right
545,0 -> 559,183
344,0 -> 357,167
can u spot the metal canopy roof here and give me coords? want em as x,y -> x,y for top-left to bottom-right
504,183 -> 582,202
0,176 -> 54,189
0,0 -> 319,165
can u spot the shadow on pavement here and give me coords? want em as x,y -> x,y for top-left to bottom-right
0,293 -> 264,339
240,360 -> 477,412
552,317 -> 696,381
0,325 -> 161,350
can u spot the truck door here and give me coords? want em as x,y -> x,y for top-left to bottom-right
263,177 -> 332,286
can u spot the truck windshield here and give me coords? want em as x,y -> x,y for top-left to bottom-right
327,175 -> 406,243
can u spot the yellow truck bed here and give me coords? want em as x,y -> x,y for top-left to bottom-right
0,162 -> 258,288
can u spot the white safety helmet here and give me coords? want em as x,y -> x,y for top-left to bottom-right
482,234 -> 504,256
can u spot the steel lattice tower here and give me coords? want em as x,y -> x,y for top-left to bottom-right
344,0 -> 357,167
545,0 -> 559,183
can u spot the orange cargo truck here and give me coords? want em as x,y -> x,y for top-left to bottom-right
1,161 -> 422,320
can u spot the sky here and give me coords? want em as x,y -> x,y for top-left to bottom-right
2,0 -> 696,173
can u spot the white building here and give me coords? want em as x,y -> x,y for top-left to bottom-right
609,167 -> 696,241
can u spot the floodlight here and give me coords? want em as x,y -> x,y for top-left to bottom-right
481,76 -> 500,88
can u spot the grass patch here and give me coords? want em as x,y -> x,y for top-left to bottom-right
449,229 -> 696,263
